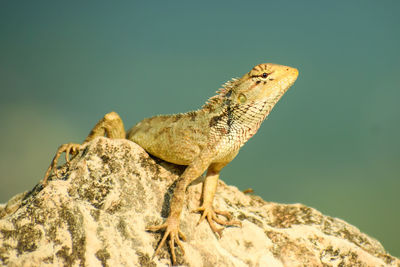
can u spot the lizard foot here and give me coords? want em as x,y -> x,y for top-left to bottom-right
192,205 -> 242,237
146,216 -> 187,264
43,143 -> 82,186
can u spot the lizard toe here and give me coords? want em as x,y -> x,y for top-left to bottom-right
194,205 -> 241,237
147,217 -> 185,264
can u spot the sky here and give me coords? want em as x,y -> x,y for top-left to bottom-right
0,0 -> 399,257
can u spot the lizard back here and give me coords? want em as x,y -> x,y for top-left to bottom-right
127,111 -> 210,165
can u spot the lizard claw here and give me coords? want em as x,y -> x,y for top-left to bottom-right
146,217 -> 186,264
65,143 -> 80,162
192,206 -> 241,237
43,143 -> 81,186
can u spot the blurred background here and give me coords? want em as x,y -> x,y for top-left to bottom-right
0,0 -> 399,257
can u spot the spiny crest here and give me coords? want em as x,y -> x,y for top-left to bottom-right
202,78 -> 239,110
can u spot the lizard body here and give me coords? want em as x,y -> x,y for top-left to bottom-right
43,63 -> 298,264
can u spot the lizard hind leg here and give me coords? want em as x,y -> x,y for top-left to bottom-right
42,111 -> 126,185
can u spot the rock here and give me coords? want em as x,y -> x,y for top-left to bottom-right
0,137 -> 398,267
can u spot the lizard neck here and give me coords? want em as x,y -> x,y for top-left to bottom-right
206,99 -> 273,149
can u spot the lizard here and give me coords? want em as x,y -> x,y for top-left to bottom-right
42,63 -> 298,264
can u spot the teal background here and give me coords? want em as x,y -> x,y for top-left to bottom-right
1,1 -> 399,257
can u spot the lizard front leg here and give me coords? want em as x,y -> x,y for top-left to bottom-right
146,147 -> 215,264
42,111 -> 125,185
192,162 -> 241,237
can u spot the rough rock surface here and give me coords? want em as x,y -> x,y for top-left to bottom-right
0,137 -> 398,267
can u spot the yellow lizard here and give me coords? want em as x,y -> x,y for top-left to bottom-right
43,63 -> 298,264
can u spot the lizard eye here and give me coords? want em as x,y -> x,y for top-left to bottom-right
238,93 -> 247,104
262,73 -> 268,78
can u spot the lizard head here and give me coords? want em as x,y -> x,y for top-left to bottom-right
203,63 -> 298,114
232,63 -> 298,106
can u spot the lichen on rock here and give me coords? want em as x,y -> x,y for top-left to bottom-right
0,137 -> 398,266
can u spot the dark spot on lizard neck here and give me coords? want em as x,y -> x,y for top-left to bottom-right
223,96 -> 232,107
209,115 -> 221,128
172,114 -> 182,122
187,111 -> 197,121
226,105 -> 233,129
209,102 -> 234,133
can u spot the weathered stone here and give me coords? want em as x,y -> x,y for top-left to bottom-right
0,137 -> 398,266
